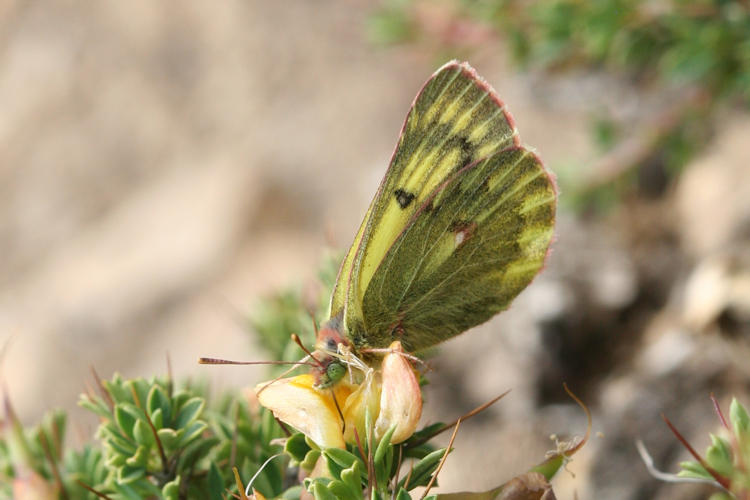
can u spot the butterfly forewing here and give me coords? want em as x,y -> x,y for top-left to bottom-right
357,147 -> 555,352
328,61 -> 521,338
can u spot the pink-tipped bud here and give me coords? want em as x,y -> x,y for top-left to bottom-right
374,341 -> 422,443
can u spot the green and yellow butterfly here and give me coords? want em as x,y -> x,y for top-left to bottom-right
313,60 -> 557,387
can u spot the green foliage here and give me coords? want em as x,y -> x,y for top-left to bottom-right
1,375 -> 290,500
676,398 -> 750,498
368,0 -> 417,45
484,0 -> 750,98
286,423 -> 444,500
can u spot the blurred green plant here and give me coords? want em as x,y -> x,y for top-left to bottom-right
637,396 -> 750,500
1,373 -> 289,500
369,0 -> 750,208
674,397 -> 750,499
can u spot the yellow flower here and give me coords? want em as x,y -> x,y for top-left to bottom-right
255,341 -> 422,449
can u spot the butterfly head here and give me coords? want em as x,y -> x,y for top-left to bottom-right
312,317 -> 353,389
315,316 -> 350,352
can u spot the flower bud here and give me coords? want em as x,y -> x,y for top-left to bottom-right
374,341 -> 422,443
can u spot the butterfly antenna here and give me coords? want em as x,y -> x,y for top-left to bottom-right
198,357 -> 316,367
311,315 -> 319,337
291,333 -> 325,369
254,355 -> 314,397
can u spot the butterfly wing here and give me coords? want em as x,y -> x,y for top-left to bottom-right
329,61 -> 519,327
328,61 -> 555,352
359,147 -> 555,352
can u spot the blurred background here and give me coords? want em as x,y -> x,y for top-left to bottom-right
1,1 -> 749,498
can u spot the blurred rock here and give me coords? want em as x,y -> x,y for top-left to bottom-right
682,247 -> 750,335
676,115 -> 750,258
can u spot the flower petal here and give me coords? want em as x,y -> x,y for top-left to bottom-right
255,374 -> 347,449
342,370 -> 381,443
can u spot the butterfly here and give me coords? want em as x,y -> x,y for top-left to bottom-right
312,60 -> 557,388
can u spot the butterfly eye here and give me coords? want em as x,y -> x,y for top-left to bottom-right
325,337 -> 338,352
326,361 -> 346,384
314,360 -> 346,389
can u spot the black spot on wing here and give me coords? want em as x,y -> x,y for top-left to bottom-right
449,134 -> 476,171
394,188 -> 416,209
458,135 -> 472,155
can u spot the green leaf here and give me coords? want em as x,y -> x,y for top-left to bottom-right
706,434 -> 733,477
177,435 -> 219,474
150,407 -> 164,429
130,379 -> 153,409
79,394 -> 112,419
324,447 -> 362,473
678,460 -> 712,480
124,445 -> 149,468
162,475 -> 180,500
327,478 -> 362,500
114,404 -> 139,440
112,481 -> 147,500
312,481 -> 338,500
117,464 -> 145,484
177,421 -> 208,447
395,489 -> 412,500
103,375 -> 127,402
103,429 -> 138,457
208,462 -> 225,500
374,426 -> 396,465
731,398 -> 750,435
105,447 -> 127,467
341,460 -> 364,496
281,486 -> 304,499
147,386 -> 172,426
398,448 -> 446,490
286,433 -> 312,462
374,426 -> 396,491
132,419 -> 154,447
173,390 -> 192,409
530,452 -> 565,481
301,449 -> 322,472
157,428 -> 179,451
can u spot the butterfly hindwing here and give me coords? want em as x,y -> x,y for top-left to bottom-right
328,61 -> 522,338
357,147 -> 555,352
